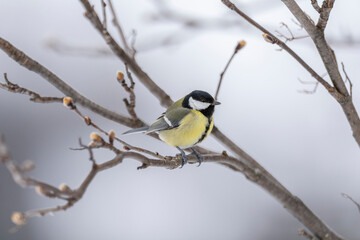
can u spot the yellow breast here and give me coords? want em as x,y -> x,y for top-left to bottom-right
159,109 -> 214,149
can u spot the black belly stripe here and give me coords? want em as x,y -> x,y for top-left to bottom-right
195,118 -> 211,145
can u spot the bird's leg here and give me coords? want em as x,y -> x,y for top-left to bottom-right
190,147 -> 203,167
176,147 -> 187,168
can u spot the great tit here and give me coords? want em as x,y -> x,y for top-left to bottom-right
123,90 -> 220,167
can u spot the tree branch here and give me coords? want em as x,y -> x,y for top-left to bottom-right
342,193 -> 360,214
80,0 -> 172,108
280,0 -> 360,148
221,0 -> 360,149
0,37 -> 141,128
0,73 -> 63,103
214,40 -> 246,101
311,0 -> 322,13
316,0 -> 335,31
106,0 -> 135,57
0,132 -> 249,226
221,0 -> 340,100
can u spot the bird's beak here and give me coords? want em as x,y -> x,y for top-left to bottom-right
212,101 -> 221,105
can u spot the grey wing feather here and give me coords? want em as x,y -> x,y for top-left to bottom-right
146,108 -> 190,134
146,117 -> 173,133
122,126 -> 149,135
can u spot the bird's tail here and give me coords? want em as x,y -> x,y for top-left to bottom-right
122,126 -> 149,135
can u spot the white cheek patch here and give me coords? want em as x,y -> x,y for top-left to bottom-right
189,97 -> 211,110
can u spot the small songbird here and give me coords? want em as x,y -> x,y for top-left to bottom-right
123,90 -> 220,167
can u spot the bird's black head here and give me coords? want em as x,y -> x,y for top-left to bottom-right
182,90 -> 220,118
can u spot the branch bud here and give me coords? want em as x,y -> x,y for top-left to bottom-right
235,40 -> 246,52
262,33 -> 277,44
84,116 -> 92,125
123,146 -> 130,151
35,185 -> 55,197
90,132 -> 103,143
88,141 -> 97,147
35,185 -> 45,196
108,130 -> 115,145
62,97 -> 75,109
59,183 -> 71,192
11,212 -> 26,226
117,71 -> 124,82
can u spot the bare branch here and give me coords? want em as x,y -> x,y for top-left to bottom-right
1,73 -> 63,103
311,0 -> 321,13
44,38 -> 113,57
280,0 -> 360,148
117,65 -> 137,119
101,0 -> 107,29
0,37 -> 140,128
341,62 -> 352,97
66,98 -> 166,160
107,0 -> 134,57
316,0 -> 335,31
220,0 -> 341,102
80,0 -> 172,108
0,136 -> 73,201
297,78 -> 320,94
214,40 -> 246,101
1,130 -> 250,227
222,0 -> 360,149
275,22 -> 309,42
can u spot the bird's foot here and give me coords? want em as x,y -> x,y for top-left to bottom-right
176,147 -> 187,168
191,148 -> 203,167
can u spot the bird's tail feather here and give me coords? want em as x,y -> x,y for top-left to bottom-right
122,126 -> 149,135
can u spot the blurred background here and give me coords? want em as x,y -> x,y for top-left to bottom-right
1,0 -> 360,239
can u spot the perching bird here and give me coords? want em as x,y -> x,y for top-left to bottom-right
123,90 -> 220,167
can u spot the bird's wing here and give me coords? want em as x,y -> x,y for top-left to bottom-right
146,108 -> 191,134
122,126 -> 149,135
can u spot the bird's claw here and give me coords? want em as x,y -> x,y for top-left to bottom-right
191,148 -> 203,167
176,147 -> 187,168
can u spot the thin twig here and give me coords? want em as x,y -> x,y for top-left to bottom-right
275,22 -> 309,43
220,0 -> 342,101
118,64 -> 137,119
107,0 -> 133,56
214,40 -> 246,101
101,0 -> 107,29
281,0 -> 360,149
0,76 -> 164,160
297,77 -> 320,94
224,0 -> 360,150
341,62 -> 352,97
1,73 -> 63,103
80,0 -> 173,108
0,37 -> 139,128
310,0 -> 321,13
69,101 -> 166,159
44,38 -> 113,57
1,131 -> 248,226
342,193 -> 360,214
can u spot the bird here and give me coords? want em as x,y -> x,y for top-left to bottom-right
123,90 -> 220,167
